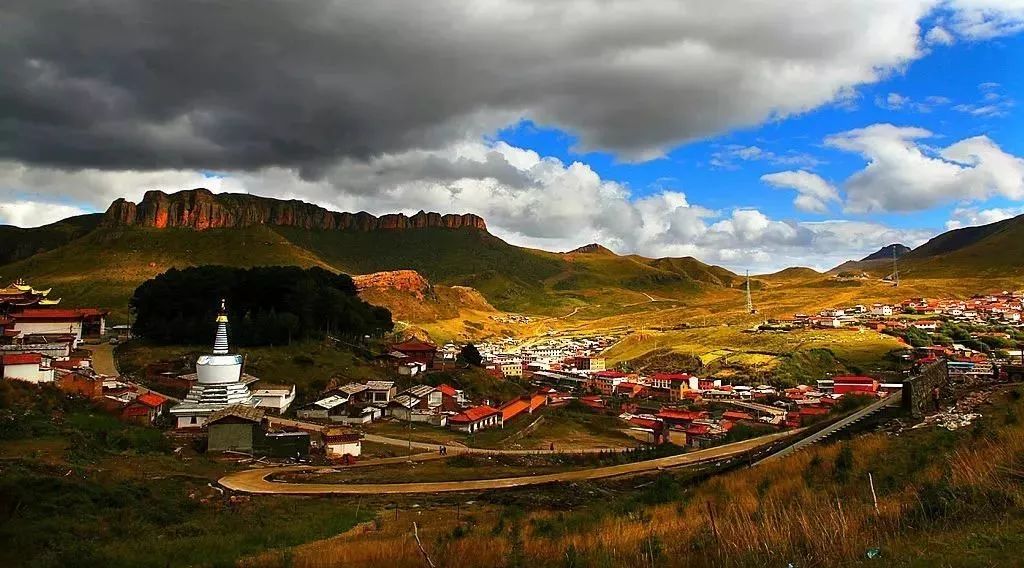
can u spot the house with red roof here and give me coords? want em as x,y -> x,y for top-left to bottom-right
1,352 -> 54,383
656,408 -> 709,426
591,370 -> 628,395
614,381 -> 646,399
122,392 -> 169,425
832,376 -> 879,395
389,338 -> 438,369
448,405 -> 502,433
9,308 -> 108,345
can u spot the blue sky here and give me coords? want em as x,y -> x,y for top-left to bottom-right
3,1 -> 1024,272
497,31 -> 1024,237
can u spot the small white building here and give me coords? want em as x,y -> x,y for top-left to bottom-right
252,384 -> 296,414
1,352 -> 54,383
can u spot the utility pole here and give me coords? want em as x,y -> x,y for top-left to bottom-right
892,246 -> 900,288
745,271 -> 756,314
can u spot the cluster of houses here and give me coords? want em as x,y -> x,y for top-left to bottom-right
769,291 -> 1024,331
617,374 -> 896,448
449,334 -> 620,379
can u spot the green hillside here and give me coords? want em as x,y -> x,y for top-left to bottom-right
0,213 -> 103,265
1,223 -> 742,320
900,214 -> 1024,277
0,226 -> 330,317
827,214 -> 1024,279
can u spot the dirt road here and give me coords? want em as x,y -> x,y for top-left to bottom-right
218,430 -> 798,495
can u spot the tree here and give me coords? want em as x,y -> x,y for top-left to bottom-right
130,266 -> 392,346
460,343 -> 483,366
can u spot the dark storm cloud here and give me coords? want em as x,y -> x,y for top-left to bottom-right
0,0 -> 936,171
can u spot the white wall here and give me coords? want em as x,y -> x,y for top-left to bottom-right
3,363 -> 54,383
13,321 -> 82,342
325,440 -> 361,457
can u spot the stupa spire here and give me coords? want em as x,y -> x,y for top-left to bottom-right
213,299 -> 230,354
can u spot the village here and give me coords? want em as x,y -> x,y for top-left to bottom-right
10,278 -> 1017,462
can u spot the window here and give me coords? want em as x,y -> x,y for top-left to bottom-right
374,391 -> 387,402
190,416 -> 198,424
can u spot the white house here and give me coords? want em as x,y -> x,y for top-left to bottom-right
1,352 -> 54,383
252,384 -> 296,414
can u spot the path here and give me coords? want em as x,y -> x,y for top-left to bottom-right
755,391 -> 901,465
218,430 -> 799,495
87,342 -> 119,376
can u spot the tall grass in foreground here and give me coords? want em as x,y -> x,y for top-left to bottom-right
244,393 -> 1024,567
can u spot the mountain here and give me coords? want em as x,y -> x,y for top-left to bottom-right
352,270 -> 495,322
0,189 -> 745,319
104,188 -> 487,231
860,244 -> 910,262
830,214 -> 1024,278
0,213 -> 103,265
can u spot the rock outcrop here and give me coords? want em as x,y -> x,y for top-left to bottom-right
102,188 -> 487,232
353,270 -> 432,301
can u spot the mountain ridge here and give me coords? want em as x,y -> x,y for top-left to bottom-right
103,188 -> 487,232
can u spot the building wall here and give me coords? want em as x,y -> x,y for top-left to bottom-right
57,372 -> 103,398
14,321 -> 82,342
325,440 -> 361,457
902,360 -> 950,419
208,423 -> 256,452
3,362 -> 54,383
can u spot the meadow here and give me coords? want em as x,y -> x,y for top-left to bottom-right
242,388 -> 1024,568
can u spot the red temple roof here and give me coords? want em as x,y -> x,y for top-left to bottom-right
449,405 -> 500,423
1,353 -> 42,365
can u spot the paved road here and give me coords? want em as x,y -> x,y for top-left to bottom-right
86,342 -> 120,376
218,430 -> 799,495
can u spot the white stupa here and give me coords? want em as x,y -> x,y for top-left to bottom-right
170,300 -> 257,428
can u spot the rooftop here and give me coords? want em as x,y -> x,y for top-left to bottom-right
206,404 -> 266,424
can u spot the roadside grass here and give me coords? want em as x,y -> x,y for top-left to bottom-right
0,381 -> 369,568
250,389 -> 1024,567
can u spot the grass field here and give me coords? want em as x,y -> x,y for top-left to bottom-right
603,326 -> 906,384
0,383 -> 371,568
242,388 -> 1024,568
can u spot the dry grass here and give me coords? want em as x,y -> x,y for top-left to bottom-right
244,391 -> 1024,567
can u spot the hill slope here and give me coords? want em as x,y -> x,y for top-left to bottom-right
861,243 -> 910,261
0,189 -> 745,319
0,213 -> 103,265
830,214 -> 1024,279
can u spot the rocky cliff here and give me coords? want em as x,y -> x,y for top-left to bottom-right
102,188 -> 487,232
353,270 -> 432,301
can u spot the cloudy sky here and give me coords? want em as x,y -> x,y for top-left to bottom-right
2,1 -> 1024,272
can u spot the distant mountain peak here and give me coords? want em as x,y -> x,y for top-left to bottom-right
102,188 -> 488,232
861,243 -> 910,262
565,243 -> 616,255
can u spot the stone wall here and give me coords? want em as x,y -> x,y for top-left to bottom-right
902,360 -> 950,419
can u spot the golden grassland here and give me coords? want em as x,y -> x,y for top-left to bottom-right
243,390 -> 1024,568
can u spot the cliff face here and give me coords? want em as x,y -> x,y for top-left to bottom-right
102,188 -> 487,232
352,270 -> 432,301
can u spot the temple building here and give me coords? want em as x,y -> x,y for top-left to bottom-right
0,279 -> 61,313
170,301 -> 258,429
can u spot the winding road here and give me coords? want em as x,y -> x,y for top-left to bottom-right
218,429 -> 799,495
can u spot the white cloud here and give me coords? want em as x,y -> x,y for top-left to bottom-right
944,0 -> 1024,39
946,205 -> 1024,229
875,92 -> 952,113
0,139 -> 931,273
0,200 -> 90,227
826,124 -> 1024,213
709,145 -> 822,170
760,170 -> 841,213
925,25 -> 957,44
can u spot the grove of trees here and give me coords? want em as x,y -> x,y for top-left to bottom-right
130,266 -> 392,346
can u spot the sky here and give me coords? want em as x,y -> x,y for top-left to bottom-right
2,1 -> 1024,273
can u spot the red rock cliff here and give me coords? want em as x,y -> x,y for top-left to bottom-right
102,188 -> 488,232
